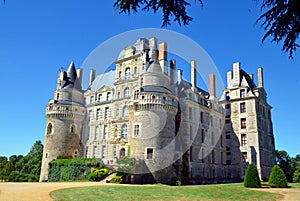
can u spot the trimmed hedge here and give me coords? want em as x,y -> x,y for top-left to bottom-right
110,175 -> 124,184
48,158 -> 105,182
87,168 -> 109,181
244,164 -> 261,188
269,165 -> 288,188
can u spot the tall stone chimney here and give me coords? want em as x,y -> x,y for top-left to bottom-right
89,69 -> 96,86
191,60 -> 196,91
209,74 -> 216,98
77,68 -> 83,86
178,69 -> 182,83
159,42 -> 168,75
170,60 -> 176,85
227,71 -> 232,87
232,62 -> 241,87
258,67 -> 264,88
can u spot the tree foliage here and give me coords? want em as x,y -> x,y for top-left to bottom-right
113,0 -> 300,58
257,0 -> 300,58
275,150 -> 296,182
114,0 -> 203,27
244,163 -> 261,188
268,165 -> 288,187
293,165 -> 300,183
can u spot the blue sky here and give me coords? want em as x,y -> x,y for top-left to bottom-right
0,0 -> 299,157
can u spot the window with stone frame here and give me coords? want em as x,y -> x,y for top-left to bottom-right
134,90 -> 139,99
122,106 -> 128,117
90,96 -> 94,104
124,87 -> 130,97
102,146 -> 106,159
95,126 -> 99,140
120,148 -> 125,158
200,112 -> 204,123
96,108 -> 100,120
103,125 -> 108,139
242,152 -> 247,163
190,146 -> 193,161
125,67 -> 130,80
134,66 -> 137,74
146,148 -> 154,159
241,134 -> 247,147
47,123 -> 53,135
240,89 -> 246,98
134,124 -> 140,137
98,94 -> 103,102
104,107 -> 109,119
121,124 -> 128,138
240,102 -> 246,113
201,129 -> 205,143
93,146 -> 98,158
107,92 -> 112,101
241,118 -> 246,129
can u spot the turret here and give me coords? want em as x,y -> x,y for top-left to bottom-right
40,61 -> 85,182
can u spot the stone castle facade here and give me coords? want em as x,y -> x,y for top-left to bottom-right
40,37 -> 276,183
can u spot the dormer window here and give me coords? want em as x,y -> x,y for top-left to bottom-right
240,89 -> 246,98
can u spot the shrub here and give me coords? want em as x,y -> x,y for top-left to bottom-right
110,175 -> 124,184
48,158 -> 106,182
269,165 -> 288,187
87,168 -> 110,181
293,166 -> 300,183
170,177 -> 181,186
244,164 -> 261,188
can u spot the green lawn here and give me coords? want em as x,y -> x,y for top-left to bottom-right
51,183 -> 281,201
289,182 -> 300,188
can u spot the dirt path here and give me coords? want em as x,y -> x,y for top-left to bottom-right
0,182 -> 106,201
253,188 -> 300,201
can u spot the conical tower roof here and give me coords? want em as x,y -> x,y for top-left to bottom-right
62,61 -> 81,90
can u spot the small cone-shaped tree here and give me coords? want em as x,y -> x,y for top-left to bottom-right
268,165 -> 288,188
244,163 -> 261,188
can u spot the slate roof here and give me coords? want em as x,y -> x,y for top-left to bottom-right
89,70 -> 115,92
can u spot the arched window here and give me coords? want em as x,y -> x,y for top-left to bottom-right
122,106 -> 128,117
124,87 -> 130,98
70,124 -> 76,134
47,123 -> 53,135
125,67 -> 130,80
119,71 -> 122,78
120,148 -> 126,158
134,67 -> 137,74
121,124 -> 128,138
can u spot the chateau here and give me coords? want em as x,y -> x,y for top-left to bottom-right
40,37 -> 276,184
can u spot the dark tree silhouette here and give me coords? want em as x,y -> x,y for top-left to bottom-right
257,0 -> 300,58
114,0 -> 203,27
114,0 -> 300,58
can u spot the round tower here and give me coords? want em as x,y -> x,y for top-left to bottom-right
40,62 -> 85,182
128,39 -> 179,184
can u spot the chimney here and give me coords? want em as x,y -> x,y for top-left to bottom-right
232,62 -> 240,86
258,67 -> 264,88
170,60 -> 176,84
178,69 -> 183,83
159,42 -> 168,74
249,74 -> 254,80
191,60 -> 196,91
77,68 -> 83,86
227,71 -> 232,87
89,69 -> 96,86
209,74 -> 216,98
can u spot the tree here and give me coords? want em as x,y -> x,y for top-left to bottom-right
114,0 -> 300,58
293,165 -> 300,183
257,0 -> 300,58
269,165 -> 288,187
114,0 -> 203,27
275,150 -> 294,182
244,163 -> 261,188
